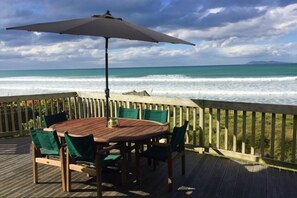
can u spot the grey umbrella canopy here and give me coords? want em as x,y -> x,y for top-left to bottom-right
7,11 -> 195,123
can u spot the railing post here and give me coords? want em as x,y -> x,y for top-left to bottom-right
261,112 -> 266,157
17,100 -> 23,135
251,112 -> 256,155
281,114 -> 286,161
173,106 -> 177,127
4,105 -> 8,132
24,100 -> 29,130
0,105 -> 3,132
199,106 -> 205,147
78,97 -> 83,119
209,108 -> 213,147
185,107 -> 190,143
292,115 -> 297,163
270,113 -> 276,158
10,103 -> 16,132
233,110 -> 237,152
179,106 -> 183,127
216,109 -> 221,149
192,107 -> 197,145
242,111 -> 246,154
225,110 -> 229,150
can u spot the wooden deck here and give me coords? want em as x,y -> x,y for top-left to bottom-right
1,136 -> 297,198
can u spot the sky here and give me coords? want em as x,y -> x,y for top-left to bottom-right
1,0 -> 297,70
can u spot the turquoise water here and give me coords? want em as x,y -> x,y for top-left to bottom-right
1,64 -> 296,78
0,64 -> 296,105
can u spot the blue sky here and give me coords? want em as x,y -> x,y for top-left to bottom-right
1,0 -> 297,70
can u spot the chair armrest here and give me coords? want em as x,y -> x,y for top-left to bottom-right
43,127 -> 55,131
97,143 -> 124,154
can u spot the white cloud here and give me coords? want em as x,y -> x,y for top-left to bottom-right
199,7 -> 225,20
0,38 -> 103,62
181,4 -> 297,42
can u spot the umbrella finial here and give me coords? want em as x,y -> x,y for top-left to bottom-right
103,10 -> 114,19
94,11 -> 122,20
92,10 -> 113,19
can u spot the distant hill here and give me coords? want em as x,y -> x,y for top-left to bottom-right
246,61 -> 289,65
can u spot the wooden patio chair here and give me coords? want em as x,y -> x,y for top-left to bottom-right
142,109 -> 169,154
117,107 -> 140,158
64,132 -> 126,198
43,111 -> 68,128
140,120 -> 189,192
29,128 -> 66,191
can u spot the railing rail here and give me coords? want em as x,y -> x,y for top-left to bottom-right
0,91 -> 296,170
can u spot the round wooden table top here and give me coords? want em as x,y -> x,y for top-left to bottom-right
51,117 -> 169,143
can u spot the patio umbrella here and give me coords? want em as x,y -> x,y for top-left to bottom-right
7,10 -> 195,123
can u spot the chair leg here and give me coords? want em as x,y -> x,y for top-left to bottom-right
153,159 -> 157,171
167,157 -> 173,192
148,158 -> 152,166
127,142 -> 132,160
66,150 -> 71,192
32,145 -> 38,184
135,143 -> 141,185
181,152 -> 185,176
60,146 -> 66,192
120,144 -> 127,186
96,154 -> 102,198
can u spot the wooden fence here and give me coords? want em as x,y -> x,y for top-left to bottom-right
0,92 -> 296,169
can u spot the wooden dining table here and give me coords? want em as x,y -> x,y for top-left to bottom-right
51,117 -> 169,143
51,117 -> 169,184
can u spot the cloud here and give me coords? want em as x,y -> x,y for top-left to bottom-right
1,0 -> 297,69
175,4 -> 297,43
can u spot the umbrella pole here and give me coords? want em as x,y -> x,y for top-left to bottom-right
105,37 -> 110,126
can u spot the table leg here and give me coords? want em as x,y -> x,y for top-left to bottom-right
135,142 -> 141,185
120,143 -> 127,186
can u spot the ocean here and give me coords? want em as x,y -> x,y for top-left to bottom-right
0,64 -> 296,105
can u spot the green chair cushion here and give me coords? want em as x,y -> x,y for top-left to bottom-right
43,112 -> 68,128
170,121 -> 189,152
102,154 -> 121,167
141,121 -> 189,161
64,132 -> 121,166
64,132 -> 96,162
143,109 -> 168,123
30,129 -> 42,149
30,129 -> 60,155
118,107 -> 139,119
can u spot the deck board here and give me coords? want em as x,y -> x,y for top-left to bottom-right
0,136 -> 297,198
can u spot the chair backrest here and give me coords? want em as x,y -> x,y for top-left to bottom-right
30,129 -> 60,155
43,112 -> 68,127
118,107 -> 139,119
64,132 -> 96,163
170,121 -> 189,152
143,109 -> 168,123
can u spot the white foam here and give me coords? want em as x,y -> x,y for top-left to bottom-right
0,75 -> 296,105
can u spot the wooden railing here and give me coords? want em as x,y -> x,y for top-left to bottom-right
0,91 -> 296,169
0,92 -> 77,137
